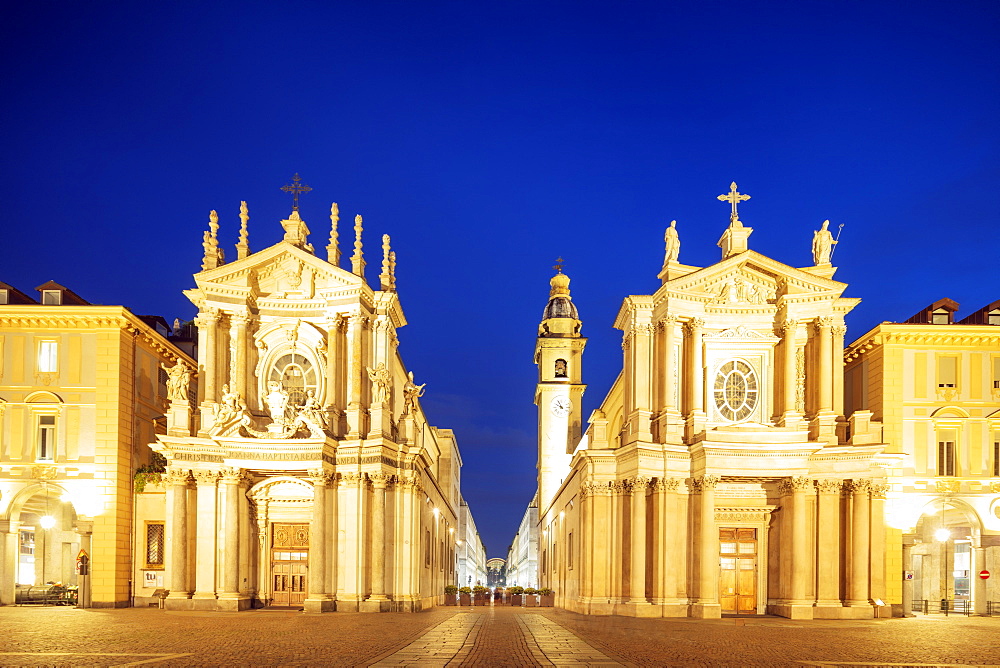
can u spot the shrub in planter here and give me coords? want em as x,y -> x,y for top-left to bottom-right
524,587 -> 538,607
507,586 -> 524,606
539,588 -> 554,606
444,584 -> 458,605
473,585 -> 490,606
459,586 -> 472,606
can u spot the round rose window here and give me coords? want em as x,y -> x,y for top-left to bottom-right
713,360 -> 758,422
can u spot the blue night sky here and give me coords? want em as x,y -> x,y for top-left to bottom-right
2,1 -> 998,558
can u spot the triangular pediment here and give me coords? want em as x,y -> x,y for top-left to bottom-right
662,250 -> 848,304
194,241 -> 365,298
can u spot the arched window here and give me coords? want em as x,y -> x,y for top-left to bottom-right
268,352 -> 318,407
713,360 -> 758,423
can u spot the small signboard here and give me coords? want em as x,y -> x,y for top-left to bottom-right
76,549 -> 90,575
979,569 -> 990,580
144,571 -> 158,587
903,571 -> 914,580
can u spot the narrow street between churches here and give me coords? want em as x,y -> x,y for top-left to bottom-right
1,604 -> 998,667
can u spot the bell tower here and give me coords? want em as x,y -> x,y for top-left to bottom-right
534,264 -> 586,515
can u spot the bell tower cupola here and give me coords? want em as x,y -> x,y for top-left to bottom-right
534,261 -> 587,515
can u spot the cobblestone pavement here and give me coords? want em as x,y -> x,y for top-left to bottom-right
1,604 -> 999,667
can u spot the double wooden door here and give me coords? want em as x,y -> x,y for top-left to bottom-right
271,523 -> 309,607
719,527 -> 757,614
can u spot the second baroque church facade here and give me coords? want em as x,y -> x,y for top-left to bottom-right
535,184 -> 893,620
136,199 -> 466,612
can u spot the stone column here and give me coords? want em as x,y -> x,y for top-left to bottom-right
325,314 -> 342,437
832,324 -> 847,418
816,317 -> 834,413
691,475 -> 721,618
869,483 -> 888,617
218,468 -> 245,609
782,476 -> 813,619
345,313 -> 366,438
781,319 -> 799,418
685,319 -> 705,415
304,470 -> 335,613
0,520 -> 18,606
629,477 -> 651,607
197,309 -> 219,403
815,480 -> 843,609
663,316 -> 678,412
579,483 -> 592,601
587,483 -> 612,610
339,473 -> 364,610
902,537 -> 915,617
847,479 -> 871,608
629,320 -> 654,443
229,314 -> 249,396
367,473 -> 392,607
655,478 -> 684,613
192,470 -> 221,604
165,468 -> 192,602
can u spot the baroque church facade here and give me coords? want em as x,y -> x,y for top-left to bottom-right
535,184 -> 898,619
136,197 -> 472,612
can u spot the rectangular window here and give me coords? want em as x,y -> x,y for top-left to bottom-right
41,290 -> 62,305
37,340 -> 58,373
37,415 -> 56,461
994,440 -> 999,478
937,356 -> 957,388
937,440 -> 956,477
993,358 -> 1000,390
0,289 -> 8,305
425,530 -> 431,567
145,522 -> 165,569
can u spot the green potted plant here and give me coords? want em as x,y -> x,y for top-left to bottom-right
459,586 -> 472,606
444,584 -> 458,605
473,585 -> 489,606
507,585 -> 524,606
524,587 -> 538,607
539,587 -> 554,606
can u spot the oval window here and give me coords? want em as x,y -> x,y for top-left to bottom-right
713,360 -> 758,422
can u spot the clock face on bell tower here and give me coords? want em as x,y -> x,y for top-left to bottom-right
550,395 -> 571,417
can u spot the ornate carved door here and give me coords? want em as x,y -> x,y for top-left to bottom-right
270,524 -> 308,606
719,528 -> 757,614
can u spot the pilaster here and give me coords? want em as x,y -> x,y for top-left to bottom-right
304,469 -> 336,613
191,470 -> 221,606
690,474 -> 721,618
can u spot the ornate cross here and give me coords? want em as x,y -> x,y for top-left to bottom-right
553,257 -> 565,273
280,173 -> 312,211
717,181 -> 750,220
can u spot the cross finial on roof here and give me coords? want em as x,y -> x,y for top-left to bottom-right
280,173 -> 312,211
717,181 -> 750,222
553,257 -> 564,274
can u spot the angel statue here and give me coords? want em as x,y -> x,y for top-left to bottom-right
402,371 -> 426,416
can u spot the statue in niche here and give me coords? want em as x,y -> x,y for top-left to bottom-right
402,371 -> 426,415
367,363 -> 392,405
554,359 -> 568,378
663,220 -> 680,265
812,219 -> 837,265
297,389 -> 327,430
265,380 -> 290,422
161,360 -> 191,403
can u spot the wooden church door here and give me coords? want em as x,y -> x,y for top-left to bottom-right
719,527 -> 757,614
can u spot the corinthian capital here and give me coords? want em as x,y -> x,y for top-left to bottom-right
691,474 -> 720,492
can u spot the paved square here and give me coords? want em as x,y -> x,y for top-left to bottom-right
1,605 -> 998,666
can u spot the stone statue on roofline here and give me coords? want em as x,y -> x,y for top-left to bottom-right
812,219 -> 837,265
